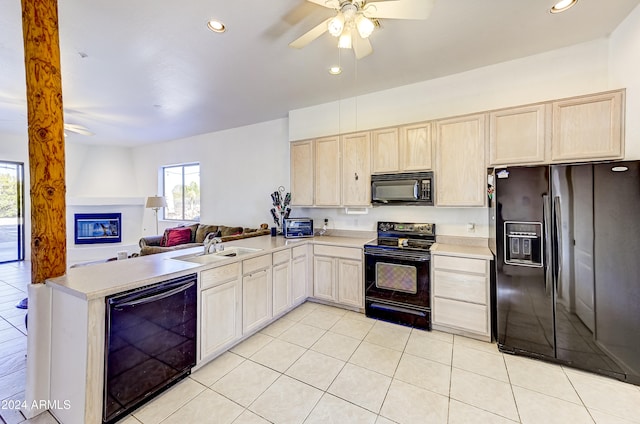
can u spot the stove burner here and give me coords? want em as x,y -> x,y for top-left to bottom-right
366,221 -> 436,253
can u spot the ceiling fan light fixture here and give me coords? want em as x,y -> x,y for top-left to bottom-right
550,0 -> 578,13
328,13 -> 345,37
356,14 -> 375,38
338,28 -> 352,49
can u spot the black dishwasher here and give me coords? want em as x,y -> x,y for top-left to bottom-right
103,273 -> 197,424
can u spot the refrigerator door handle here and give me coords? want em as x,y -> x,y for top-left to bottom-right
553,196 -> 563,288
543,195 -> 553,296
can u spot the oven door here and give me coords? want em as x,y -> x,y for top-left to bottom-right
364,247 -> 431,329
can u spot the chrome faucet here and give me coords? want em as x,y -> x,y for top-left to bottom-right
203,233 -> 222,254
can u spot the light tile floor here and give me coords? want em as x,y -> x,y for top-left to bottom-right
1,262 -> 640,424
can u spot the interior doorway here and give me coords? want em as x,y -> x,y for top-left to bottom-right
0,161 -> 25,263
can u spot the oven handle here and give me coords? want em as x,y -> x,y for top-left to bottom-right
364,248 -> 430,262
111,281 -> 195,310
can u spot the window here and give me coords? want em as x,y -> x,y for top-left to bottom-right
163,163 -> 200,221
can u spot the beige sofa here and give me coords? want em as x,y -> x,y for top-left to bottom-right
139,223 -> 270,256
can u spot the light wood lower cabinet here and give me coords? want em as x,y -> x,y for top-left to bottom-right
431,253 -> 491,341
200,263 -> 242,360
313,245 -> 363,309
242,254 -> 273,334
272,249 -> 292,317
291,245 -> 309,306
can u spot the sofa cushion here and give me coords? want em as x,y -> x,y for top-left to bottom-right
161,227 -> 193,247
195,224 -> 220,243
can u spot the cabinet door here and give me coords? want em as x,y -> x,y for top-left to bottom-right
551,90 -> 624,162
201,280 -> 241,358
290,140 -> 314,206
435,114 -> 486,207
400,122 -> 432,171
342,132 -> 371,206
489,104 -> 547,165
272,261 -> 291,317
371,128 -> 399,173
337,258 -> 363,308
291,254 -> 308,306
315,136 -> 341,206
313,256 -> 336,302
243,269 -> 273,334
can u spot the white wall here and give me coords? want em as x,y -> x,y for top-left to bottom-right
610,3 -> 640,160
131,118 -> 290,236
288,38 -> 628,238
66,143 -> 141,197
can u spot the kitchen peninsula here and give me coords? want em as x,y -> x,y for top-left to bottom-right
44,233 -> 374,424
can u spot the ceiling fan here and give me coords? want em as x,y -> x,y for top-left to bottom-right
289,0 -> 436,59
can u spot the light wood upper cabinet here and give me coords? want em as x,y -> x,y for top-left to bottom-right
290,140 -> 314,206
489,104 -> 548,166
372,124 -> 432,173
551,90 -> 624,162
315,136 -> 341,206
435,114 -> 486,207
342,132 -> 371,206
371,128 -> 400,173
400,122 -> 432,171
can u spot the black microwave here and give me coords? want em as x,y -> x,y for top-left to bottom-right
283,218 -> 314,238
371,172 -> 434,205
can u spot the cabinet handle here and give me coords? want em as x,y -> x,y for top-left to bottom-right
355,172 -> 359,181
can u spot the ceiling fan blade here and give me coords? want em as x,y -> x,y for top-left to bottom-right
363,0 -> 436,20
289,18 -> 331,49
64,123 -> 94,136
306,0 -> 340,9
353,35 -> 373,60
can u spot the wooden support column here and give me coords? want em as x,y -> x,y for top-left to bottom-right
21,0 -> 67,283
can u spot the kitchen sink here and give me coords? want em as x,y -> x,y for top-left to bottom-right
171,246 -> 262,265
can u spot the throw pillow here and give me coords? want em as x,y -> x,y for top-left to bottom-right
161,227 -> 193,247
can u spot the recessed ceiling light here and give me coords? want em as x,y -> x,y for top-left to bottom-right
550,0 -> 578,14
207,19 -> 226,33
329,66 -> 342,75
611,166 -> 629,172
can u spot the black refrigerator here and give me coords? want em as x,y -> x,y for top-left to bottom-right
489,161 -> 640,385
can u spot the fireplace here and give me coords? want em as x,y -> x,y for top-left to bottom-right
74,213 -> 122,244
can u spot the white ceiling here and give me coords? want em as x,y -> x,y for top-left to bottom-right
1,0 -> 639,146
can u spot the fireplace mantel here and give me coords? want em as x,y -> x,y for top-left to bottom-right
66,197 -> 145,206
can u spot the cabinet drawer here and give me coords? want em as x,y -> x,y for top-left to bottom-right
201,263 -> 240,289
433,297 -> 488,335
292,245 -> 307,258
273,249 -> 291,265
314,245 -> 361,260
432,255 -> 486,275
243,254 -> 272,275
433,270 -> 487,304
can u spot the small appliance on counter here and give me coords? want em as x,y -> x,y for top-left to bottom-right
364,221 -> 436,330
283,218 -> 313,238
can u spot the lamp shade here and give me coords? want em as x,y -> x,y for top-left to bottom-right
146,196 -> 167,209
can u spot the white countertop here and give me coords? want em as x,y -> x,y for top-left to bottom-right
430,242 -> 494,260
47,234 -> 375,300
